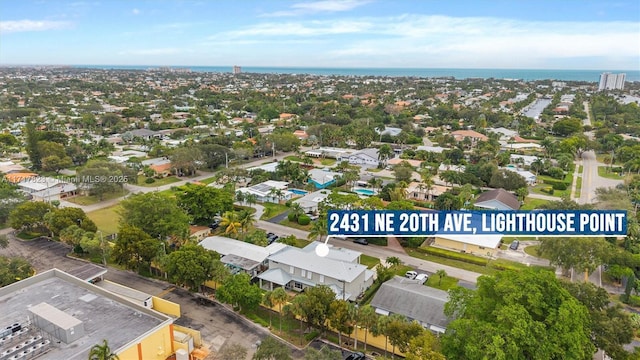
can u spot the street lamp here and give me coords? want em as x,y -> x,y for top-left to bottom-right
98,231 -> 106,266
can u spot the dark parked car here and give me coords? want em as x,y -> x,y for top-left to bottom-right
345,352 -> 366,360
209,219 -> 221,230
353,238 -> 368,245
509,240 -> 520,250
267,232 -> 279,244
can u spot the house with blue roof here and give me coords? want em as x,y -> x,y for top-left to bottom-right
308,168 -> 341,189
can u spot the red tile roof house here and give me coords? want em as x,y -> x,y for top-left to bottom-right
451,130 -> 488,143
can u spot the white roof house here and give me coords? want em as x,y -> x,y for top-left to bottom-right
258,243 -> 375,301
199,236 -> 287,277
301,241 -> 361,263
416,146 -> 448,153
236,180 -> 292,203
293,189 -> 331,213
435,234 -> 503,249
510,154 -> 540,166
247,162 -> 279,173
343,148 -> 380,168
503,167 -> 537,185
376,127 -> 402,137
488,127 -> 518,139
500,142 -> 542,150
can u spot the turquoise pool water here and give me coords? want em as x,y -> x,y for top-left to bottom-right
355,189 -> 375,196
290,189 -> 308,195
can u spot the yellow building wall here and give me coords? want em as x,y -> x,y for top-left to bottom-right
152,296 -> 181,318
203,280 -> 221,290
433,238 -> 496,256
139,324 -> 174,360
174,324 -> 203,347
117,344 -> 139,360
347,327 -> 406,357
116,324 -> 173,360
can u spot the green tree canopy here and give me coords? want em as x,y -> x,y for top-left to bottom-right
216,272 -> 263,312
119,192 -> 190,240
44,207 -> 97,236
113,225 -> 161,270
8,201 -> 54,231
175,184 -> 234,223
162,244 -> 219,291
442,268 -> 594,360
0,256 -> 33,287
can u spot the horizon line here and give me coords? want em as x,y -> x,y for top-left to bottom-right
0,63 -> 638,72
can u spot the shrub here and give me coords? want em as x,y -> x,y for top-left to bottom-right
552,182 -> 567,190
287,212 -> 298,222
421,246 -> 489,266
297,214 -> 311,225
546,167 -> 565,179
542,178 -> 570,187
305,330 -> 320,342
542,186 -> 554,195
145,177 -> 156,184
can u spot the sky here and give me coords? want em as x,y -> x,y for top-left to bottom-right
1,0 -> 639,70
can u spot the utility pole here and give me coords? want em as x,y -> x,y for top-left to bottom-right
272,142 -> 276,160
225,152 -> 229,169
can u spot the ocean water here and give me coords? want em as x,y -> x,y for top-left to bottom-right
74,65 -> 640,82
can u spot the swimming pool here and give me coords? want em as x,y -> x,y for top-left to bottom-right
354,188 -> 375,196
290,189 -> 308,195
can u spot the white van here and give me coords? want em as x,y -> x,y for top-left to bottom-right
415,274 -> 429,284
405,271 -> 417,279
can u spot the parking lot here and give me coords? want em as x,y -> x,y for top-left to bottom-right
0,236 -> 305,359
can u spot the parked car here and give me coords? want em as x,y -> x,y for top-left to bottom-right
509,240 -> 520,250
415,273 -> 429,284
352,238 -> 368,245
405,270 -> 418,279
267,232 -> 279,244
345,352 -> 366,360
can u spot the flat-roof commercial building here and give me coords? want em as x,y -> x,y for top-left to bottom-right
0,269 -> 200,360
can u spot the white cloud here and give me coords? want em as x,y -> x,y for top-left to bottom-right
0,20 -> 71,34
219,14 -> 639,68
261,0 -> 370,17
132,8 -> 140,15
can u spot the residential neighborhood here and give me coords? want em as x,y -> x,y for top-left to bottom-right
0,64 -> 639,360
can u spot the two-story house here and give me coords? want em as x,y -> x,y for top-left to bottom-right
258,242 -> 375,301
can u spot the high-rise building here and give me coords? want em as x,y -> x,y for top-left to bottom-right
598,72 -> 626,91
232,65 -> 241,74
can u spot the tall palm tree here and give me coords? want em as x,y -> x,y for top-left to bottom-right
371,315 -> 390,358
269,188 -> 284,203
308,217 -> 328,242
271,287 -> 289,334
238,210 -> 255,238
245,193 -> 258,208
88,339 -> 119,360
436,269 -> 447,286
378,144 -> 393,167
220,211 -> 242,238
262,291 -> 274,329
358,305 -> 378,352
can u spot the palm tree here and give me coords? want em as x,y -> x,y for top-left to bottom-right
289,203 -> 305,220
271,287 -> 289,334
238,210 -> 255,238
220,211 -> 242,238
308,217 -> 328,242
262,291 -> 274,329
436,269 -> 447,286
378,144 -> 393,167
371,315 -> 390,358
386,256 -> 401,268
88,339 -> 119,360
245,193 -> 257,208
269,188 -> 284,203
358,305 -> 378,352
284,294 -> 307,346
235,191 -> 245,205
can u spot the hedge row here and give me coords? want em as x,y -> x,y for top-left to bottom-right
420,246 -> 489,266
542,178 -> 571,188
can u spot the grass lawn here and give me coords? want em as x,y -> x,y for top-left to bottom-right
530,184 -> 569,198
521,197 -> 550,210
87,205 -> 122,236
578,165 -> 583,174
260,203 -> 290,220
320,158 -> 336,166
137,175 -> 181,187
576,176 -> 582,197
16,231 -> 46,240
367,167 -> 383,173
66,189 -> 128,206
523,244 -> 549,259
244,306 -> 311,347
0,222 -> 7,230
360,254 -> 380,269
426,274 -> 459,291
405,248 -> 496,275
292,238 -> 311,248
200,177 -> 217,185
279,218 -> 312,231
284,155 -> 304,162
597,166 -> 624,180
